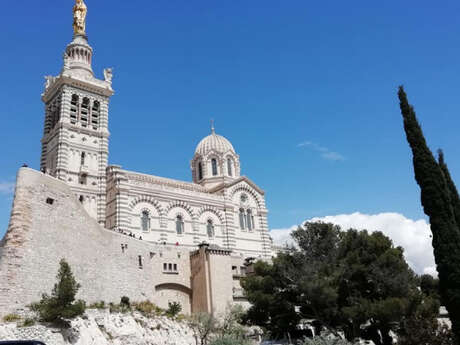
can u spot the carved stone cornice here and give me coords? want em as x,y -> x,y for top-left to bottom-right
42,73 -> 114,103
124,170 -> 209,194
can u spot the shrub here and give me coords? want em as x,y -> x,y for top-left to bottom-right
166,301 -> 182,318
22,318 -> 36,327
33,259 -> 86,325
297,336 -> 356,345
3,313 -> 21,322
176,314 -> 186,322
133,300 -> 163,317
120,296 -> 130,307
188,312 -> 218,345
89,301 -> 106,309
209,335 -> 251,345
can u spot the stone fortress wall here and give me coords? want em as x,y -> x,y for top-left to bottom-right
0,168 -> 238,317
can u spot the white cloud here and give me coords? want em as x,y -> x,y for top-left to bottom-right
270,225 -> 298,246
297,141 -> 345,161
0,182 -> 15,195
270,212 -> 436,276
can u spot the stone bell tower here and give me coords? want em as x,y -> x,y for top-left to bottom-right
40,0 -> 114,225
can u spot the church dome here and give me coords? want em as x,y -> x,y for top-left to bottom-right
195,129 -> 235,156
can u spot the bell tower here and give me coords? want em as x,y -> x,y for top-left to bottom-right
40,0 -> 114,226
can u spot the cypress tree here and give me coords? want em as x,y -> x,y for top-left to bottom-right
438,149 -> 460,229
398,86 -> 460,343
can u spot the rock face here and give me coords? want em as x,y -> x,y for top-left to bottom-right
0,309 -> 196,345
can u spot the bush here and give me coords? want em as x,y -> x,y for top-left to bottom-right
120,296 -> 130,307
166,301 -> 182,318
133,300 -> 164,317
3,313 -> 21,322
216,305 -> 246,340
33,259 -> 86,325
209,335 -> 251,345
188,312 -> 218,345
21,318 -> 36,327
297,336 -> 356,345
89,301 -> 106,309
176,314 -> 186,322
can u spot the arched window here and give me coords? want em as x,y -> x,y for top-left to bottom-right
81,152 -> 86,166
81,98 -> 89,127
70,94 -> 79,124
91,101 -> 100,129
176,215 -> 184,235
227,158 -> 233,176
211,159 -> 218,176
79,195 -> 84,203
141,211 -> 150,232
247,210 -> 255,231
198,162 -> 203,180
239,208 -> 246,230
207,219 -> 214,238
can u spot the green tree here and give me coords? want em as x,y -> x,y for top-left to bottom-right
420,274 -> 440,301
33,258 -> 85,325
166,301 -> 182,317
188,312 -> 218,345
397,290 -> 453,345
243,222 -> 419,345
241,258 -> 300,339
398,86 -> 460,343
336,230 -> 417,344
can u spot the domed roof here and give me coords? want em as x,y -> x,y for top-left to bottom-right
195,128 -> 235,156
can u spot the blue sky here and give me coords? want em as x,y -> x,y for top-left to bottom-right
1,0 -> 460,241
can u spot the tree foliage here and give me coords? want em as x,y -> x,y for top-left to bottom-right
397,291 -> 453,345
215,304 -> 246,340
242,222 -> 421,345
166,301 -> 182,317
188,312 -> 218,345
297,336 -> 356,345
398,86 -> 460,343
32,258 -> 85,325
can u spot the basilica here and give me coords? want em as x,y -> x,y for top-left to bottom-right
0,0 -> 272,316
40,5 -> 271,260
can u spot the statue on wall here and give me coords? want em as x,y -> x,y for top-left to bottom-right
104,68 -> 113,83
63,52 -> 71,70
73,0 -> 88,35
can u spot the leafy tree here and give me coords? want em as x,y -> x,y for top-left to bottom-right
420,274 -> 440,301
241,258 -> 300,339
215,304 -> 246,340
188,312 -> 218,345
398,86 -> 460,343
397,290 -> 453,345
166,301 -> 182,317
33,258 -> 85,325
243,222 -> 419,345
291,223 -> 343,333
336,230 -> 417,344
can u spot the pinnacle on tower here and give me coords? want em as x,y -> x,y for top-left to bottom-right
211,119 -> 215,134
62,0 -> 93,76
73,0 -> 88,37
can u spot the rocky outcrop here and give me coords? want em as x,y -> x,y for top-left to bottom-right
0,309 -> 195,345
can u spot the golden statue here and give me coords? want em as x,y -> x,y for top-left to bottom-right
73,0 -> 88,35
